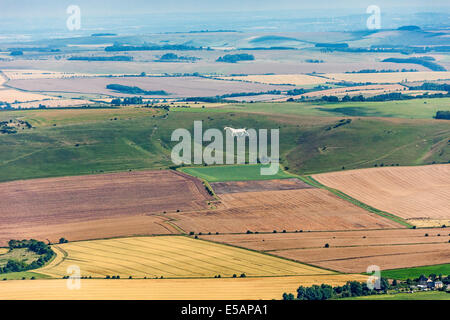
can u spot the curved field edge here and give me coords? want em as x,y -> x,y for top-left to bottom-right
300,175 -> 413,228
33,235 -> 343,279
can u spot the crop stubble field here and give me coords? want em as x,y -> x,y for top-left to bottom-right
201,228 -> 450,273
170,188 -> 403,234
0,170 -> 213,245
38,236 -> 335,278
313,164 -> 450,227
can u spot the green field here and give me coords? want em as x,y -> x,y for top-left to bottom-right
381,264 -> 450,280
344,291 -> 450,300
180,164 -> 295,182
0,104 -> 448,182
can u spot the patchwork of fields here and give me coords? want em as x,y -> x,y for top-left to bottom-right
38,236 -> 335,279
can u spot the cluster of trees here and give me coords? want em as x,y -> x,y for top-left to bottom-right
107,84 -> 169,96
283,279 -> 390,300
435,111 -> 450,120
325,119 -> 352,131
68,56 -> 133,61
184,89 -> 281,103
0,119 -> 32,134
1,240 -> 54,274
216,53 -> 255,63
315,43 -> 349,49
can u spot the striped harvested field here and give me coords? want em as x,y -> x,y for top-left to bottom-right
37,236 -> 335,279
324,72 -> 450,84
313,164 -> 450,227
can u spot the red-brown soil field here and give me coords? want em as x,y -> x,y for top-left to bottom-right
201,228 -> 450,273
313,164 -> 450,227
170,188 -> 403,234
0,170 -> 212,245
210,178 -> 314,194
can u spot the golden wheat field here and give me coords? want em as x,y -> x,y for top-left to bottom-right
37,236 -> 334,279
0,274 -> 367,300
324,71 -> 450,84
313,164 -> 450,227
0,248 -> 8,255
219,74 -> 332,85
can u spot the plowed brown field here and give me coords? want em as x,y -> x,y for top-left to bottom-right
0,170 -> 212,245
170,189 -> 403,234
201,228 -> 450,273
313,164 -> 450,227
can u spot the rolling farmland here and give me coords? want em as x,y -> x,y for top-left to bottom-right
180,164 -> 295,182
201,228 -> 450,273
170,188 -> 403,234
313,164 -> 450,227
0,274 -> 368,300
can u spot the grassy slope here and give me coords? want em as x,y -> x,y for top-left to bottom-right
343,291 -> 450,300
0,104 -> 448,181
381,264 -> 450,280
216,98 -> 450,119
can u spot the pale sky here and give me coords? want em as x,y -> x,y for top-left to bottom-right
1,0 -> 449,17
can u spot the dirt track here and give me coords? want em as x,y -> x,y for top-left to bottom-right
0,170 -> 212,245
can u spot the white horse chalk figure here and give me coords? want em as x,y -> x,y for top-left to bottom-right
224,127 -> 249,137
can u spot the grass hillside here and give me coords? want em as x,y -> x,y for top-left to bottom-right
0,104 -> 448,181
